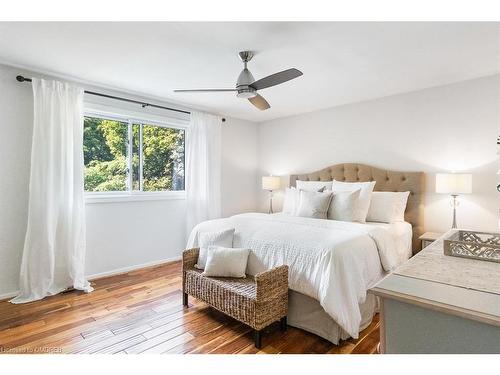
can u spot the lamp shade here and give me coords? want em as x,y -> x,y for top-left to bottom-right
436,173 -> 472,194
262,176 -> 280,191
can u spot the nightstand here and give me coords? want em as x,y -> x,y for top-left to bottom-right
419,232 -> 443,249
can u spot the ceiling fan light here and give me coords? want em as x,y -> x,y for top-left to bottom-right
237,88 -> 257,99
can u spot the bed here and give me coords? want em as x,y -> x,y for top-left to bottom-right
187,163 -> 425,344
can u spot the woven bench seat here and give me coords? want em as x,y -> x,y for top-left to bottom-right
182,248 -> 288,348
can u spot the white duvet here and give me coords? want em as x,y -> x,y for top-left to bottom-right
186,213 -> 412,338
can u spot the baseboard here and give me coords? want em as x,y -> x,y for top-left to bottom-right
0,256 -> 182,302
86,256 -> 182,281
0,291 -> 19,302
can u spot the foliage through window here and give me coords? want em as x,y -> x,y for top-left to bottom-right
83,115 -> 185,193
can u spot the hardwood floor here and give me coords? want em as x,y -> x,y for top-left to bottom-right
0,261 -> 379,354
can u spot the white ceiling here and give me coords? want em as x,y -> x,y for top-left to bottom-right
0,22 -> 499,122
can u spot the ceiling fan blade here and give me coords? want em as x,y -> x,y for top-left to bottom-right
248,94 -> 271,111
249,68 -> 303,91
173,88 -> 237,92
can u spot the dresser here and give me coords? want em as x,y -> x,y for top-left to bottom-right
369,231 -> 500,354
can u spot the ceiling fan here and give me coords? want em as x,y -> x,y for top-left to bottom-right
173,51 -> 303,111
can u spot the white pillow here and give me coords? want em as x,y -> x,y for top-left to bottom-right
282,187 -> 300,215
331,180 -> 376,223
295,190 -> 333,219
282,185 -> 328,215
295,180 -> 333,192
202,246 -> 250,278
195,228 -> 235,270
327,189 -> 361,222
367,191 -> 410,223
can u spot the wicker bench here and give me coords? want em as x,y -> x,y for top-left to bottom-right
182,248 -> 289,348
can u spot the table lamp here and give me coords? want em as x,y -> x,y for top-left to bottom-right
436,173 -> 472,229
262,176 -> 280,214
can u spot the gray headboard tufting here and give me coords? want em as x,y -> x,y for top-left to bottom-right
290,163 -> 425,252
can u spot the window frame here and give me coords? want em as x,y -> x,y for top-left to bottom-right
83,108 -> 188,204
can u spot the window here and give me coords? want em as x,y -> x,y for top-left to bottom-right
83,115 -> 185,197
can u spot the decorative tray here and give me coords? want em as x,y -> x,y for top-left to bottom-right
444,230 -> 500,263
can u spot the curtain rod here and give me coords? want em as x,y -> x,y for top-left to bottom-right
16,75 -> 226,122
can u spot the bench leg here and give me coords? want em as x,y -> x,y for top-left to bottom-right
183,292 -> 188,307
254,329 -> 262,349
280,316 -> 287,332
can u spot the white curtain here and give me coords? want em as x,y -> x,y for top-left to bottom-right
186,111 -> 222,236
11,78 -> 93,304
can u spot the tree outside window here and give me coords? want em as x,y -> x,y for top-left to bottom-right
83,116 -> 185,193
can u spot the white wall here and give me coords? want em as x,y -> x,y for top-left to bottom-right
0,63 -> 259,297
258,75 -> 500,233
0,65 -> 33,297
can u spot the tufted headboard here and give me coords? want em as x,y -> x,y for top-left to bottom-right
290,163 -> 425,253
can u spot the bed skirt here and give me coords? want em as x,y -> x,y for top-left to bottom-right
287,290 -> 378,345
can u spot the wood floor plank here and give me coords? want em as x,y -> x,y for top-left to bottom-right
124,325 -> 187,353
166,318 -> 243,354
72,324 -> 152,354
0,260 -> 379,354
209,330 -> 254,354
143,310 -> 205,339
93,335 -> 148,354
142,332 -> 194,354
1,317 -> 96,349
350,324 -> 381,354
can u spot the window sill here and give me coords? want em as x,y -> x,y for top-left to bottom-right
85,191 -> 186,204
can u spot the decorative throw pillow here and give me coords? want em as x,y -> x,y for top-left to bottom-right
282,185 -> 329,215
296,180 -> 333,192
195,228 -> 235,270
295,190 -> 333,219
367,191 -> 410,223
327,189 -> 361,222
331,180 -> 376,222
202,246 -> 251,278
